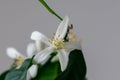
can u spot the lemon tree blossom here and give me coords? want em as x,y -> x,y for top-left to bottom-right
31,16 -> 82,71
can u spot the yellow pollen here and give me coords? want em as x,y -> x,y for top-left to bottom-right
50,33 -> 66,50
53,39 -> 64,50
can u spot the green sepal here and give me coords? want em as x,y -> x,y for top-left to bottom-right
5,56 -> 34,80
55,49 -> 87,80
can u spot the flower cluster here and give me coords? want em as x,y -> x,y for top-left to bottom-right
0,0 -> 87,79
5,16 -> 83,79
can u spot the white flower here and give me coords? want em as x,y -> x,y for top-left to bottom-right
6,43 -> 38,78
31,16 -> 81,71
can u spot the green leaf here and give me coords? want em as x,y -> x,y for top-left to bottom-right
38,61 -> 60,80
5,57 -> 34,80
38,0 -> 63,21
55,49 -> 87,80
0,70 -> 11,80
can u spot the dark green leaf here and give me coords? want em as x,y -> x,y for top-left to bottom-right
55,49 -> 87,80
84,78 -> 88,80
38,61 -> 60,80
5,57 -> 34,80
38,0 -> 63,21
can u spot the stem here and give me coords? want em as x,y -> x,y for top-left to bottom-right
39,0 -> 63,21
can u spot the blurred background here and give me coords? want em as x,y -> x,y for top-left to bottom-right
0,0 -> 120,80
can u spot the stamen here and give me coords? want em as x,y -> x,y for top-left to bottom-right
13,56 -> 24,68
50,33 -> 66,50
52,33 -> 55,39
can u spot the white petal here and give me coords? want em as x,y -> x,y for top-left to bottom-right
28,65 -> 38,78
27,43 -> 36,58
58,49 -> 69,71
65,41 -> 82,53
31,31 -> 50,46
55,16 -> 69,39
34,47 -> 54,64
6,47 -> 24,59
36,40 -> 45,52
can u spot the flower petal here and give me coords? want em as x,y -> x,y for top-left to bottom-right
28,64 -> 38,78
27,43 -> 36,58
31,31 -> 50,46
36,40 -> 45,52
65,41 -> 82,53
6,47 -> 25,59
34,47 -> 54,64
55,16 -> 69,39
58,49 -> 69,71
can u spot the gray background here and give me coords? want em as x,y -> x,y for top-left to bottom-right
0,0 -> 120,80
